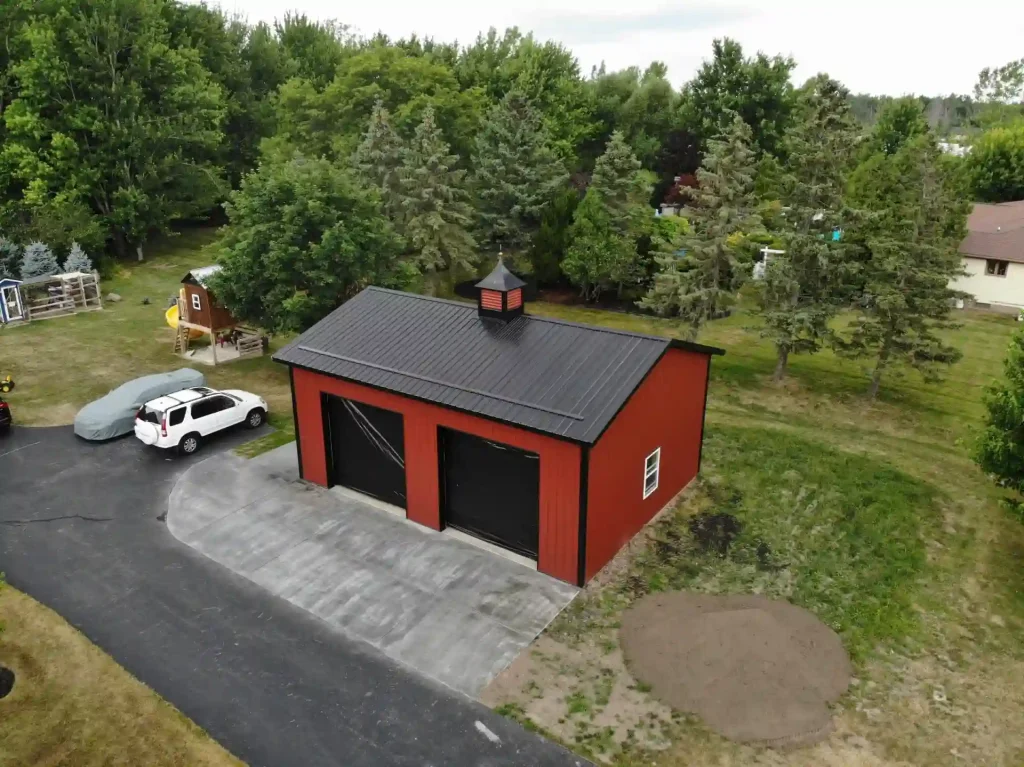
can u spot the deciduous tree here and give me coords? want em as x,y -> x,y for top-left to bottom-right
966,123 -> 1024,203
976,327 -> 1024,519
211,156 -> 407,332
679,38 -> 795,158
561,191 -> 634,301
641,114 -> 760,337
1,0 -> 226,260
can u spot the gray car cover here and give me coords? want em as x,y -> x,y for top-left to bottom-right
74,368 -> 206,441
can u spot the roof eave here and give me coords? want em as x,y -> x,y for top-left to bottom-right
668,338 -> 726,356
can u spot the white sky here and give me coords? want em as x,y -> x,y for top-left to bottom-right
202,0 -> 1024,96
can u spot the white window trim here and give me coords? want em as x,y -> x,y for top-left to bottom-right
191,293 -> 202,311
643,448 -> 661,499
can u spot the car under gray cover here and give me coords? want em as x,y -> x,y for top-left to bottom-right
73,368 -> 206,441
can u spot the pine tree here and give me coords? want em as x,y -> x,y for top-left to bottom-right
396,106 -> 477,279
641,114 -> 760,337
63,241 -> 94,273
472,92 -> 568,258
0,237 -> 21,279
353,99 -> 403,216
20,241 -> 59,279
757,74 -> 859,381
839,136 -> 968,398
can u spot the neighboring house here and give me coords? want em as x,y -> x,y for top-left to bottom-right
274,260 -> 724,586
953,200 -> 1024,312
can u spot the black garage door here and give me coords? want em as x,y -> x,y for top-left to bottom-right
324,395 -> 406,508
440,429 -> 540,558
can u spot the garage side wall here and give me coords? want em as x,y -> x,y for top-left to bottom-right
585,349 -> 710,581
291,367 -> 582,583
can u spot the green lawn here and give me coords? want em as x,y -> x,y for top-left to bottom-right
0,228 -> 294,436
3,230 -> 1023,765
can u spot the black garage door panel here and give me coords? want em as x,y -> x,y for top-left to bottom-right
441,429 -> 539,558
325,395 -> 407,508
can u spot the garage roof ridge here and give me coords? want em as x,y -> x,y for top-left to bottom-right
362,285 -> 725,356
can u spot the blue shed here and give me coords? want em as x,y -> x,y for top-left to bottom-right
0,278 -> 25,323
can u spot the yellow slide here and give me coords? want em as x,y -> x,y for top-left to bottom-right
166,304 -> 204,339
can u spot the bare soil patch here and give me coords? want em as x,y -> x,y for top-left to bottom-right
620,592 -> 851,747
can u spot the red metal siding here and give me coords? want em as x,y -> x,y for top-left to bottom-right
291,367 -> 582,583
584,348 -> 710,581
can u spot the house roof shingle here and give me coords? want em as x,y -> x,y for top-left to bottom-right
274,287 -> 723,444
959,201 -> 1024,264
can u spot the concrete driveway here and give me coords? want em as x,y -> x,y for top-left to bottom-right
168,444 -> 579,696
0,425 -> 588,767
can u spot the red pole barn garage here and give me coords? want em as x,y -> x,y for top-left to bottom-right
274,262 -> 723,586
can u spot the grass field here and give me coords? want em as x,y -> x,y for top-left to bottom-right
2,228 -> 1023,765
0,583 -> 241,767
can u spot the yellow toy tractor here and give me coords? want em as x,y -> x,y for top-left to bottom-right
0,375 -> 14,393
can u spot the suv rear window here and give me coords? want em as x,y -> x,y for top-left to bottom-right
138,407 -> 161,424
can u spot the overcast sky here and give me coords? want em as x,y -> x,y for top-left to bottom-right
200,0 -> 1023,96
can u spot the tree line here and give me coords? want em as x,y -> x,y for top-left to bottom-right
1,1 -> 1021,398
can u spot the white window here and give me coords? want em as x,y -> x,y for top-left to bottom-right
191,293 -> 202,311
643,448 -> 661,499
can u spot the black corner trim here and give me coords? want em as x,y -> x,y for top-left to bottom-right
668,338 -> 726,356
320,392 -> 335,487
289,367 -> 304,480
577,446 -> 590,587
697,356 -> 712,472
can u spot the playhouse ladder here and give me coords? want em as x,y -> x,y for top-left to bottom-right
173,322 -> 190,355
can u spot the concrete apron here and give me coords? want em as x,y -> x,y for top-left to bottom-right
167,444 -> 579,697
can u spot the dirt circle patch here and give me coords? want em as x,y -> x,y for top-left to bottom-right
620,592 -> 851,748
0,666 -> 15,699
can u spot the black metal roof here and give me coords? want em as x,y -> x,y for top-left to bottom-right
274,288 -> 723,444
475,259 -> 526,291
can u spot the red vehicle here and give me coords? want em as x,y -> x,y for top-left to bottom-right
0,396 -> 11,433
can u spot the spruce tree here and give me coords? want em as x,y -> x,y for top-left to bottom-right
641,114 -> 760,337
561,191 -> 633,302
563,132 -> 651,300
20,241 -> 59,279
63,242 -> 94,273
0,237 -> 21,279
472,92 -> 567,258
839,135 -> 968,398
589,131 -> 650,235
353,99 -> 403,216
396,107 -> 477,279
757,74 -> 859,381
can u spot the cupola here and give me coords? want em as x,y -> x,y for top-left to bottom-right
475,258 -> 526,321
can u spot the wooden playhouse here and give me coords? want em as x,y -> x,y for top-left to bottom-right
169,266 -> 264,365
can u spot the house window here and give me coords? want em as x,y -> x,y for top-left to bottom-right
191,293 -> 202,311
643,448 -> 661,499
985,260 -> 1008,277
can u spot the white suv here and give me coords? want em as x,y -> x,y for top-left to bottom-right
134,386 -> 268,455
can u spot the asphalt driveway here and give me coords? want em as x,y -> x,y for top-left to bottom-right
0,425 -> 587,767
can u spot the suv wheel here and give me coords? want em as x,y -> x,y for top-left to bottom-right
179,433 -> 201,456
245,408 -> 265,429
